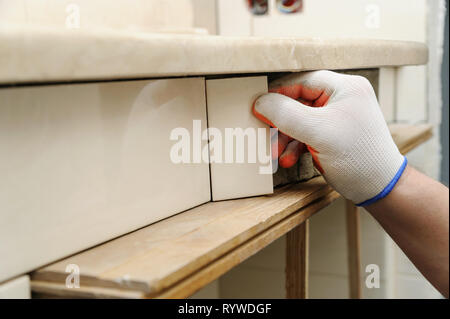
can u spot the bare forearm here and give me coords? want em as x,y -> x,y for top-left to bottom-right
366,165 -> 449,298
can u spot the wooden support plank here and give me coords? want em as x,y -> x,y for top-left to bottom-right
158,193 -> 337,299
31,177 -> 333,297
345,200 -> 362,299
389,123 -> 433,155
286,220 -> 309,299
32,191 -> 339,299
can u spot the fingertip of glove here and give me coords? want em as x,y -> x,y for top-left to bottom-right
252,94 -> 277,128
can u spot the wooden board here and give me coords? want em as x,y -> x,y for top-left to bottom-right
286,220 -> 309,299
32,191 -> 338,299
389,123 -> 433,155
158,192 -> 338,299
31,176 -> 334,297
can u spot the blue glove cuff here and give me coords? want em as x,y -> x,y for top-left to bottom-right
356,156 -> 408,207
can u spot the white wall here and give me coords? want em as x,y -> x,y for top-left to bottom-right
0,0 -> 195,32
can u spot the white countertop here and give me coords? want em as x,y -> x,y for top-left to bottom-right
0,27 -> 428,84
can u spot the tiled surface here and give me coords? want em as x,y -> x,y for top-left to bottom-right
393,243 -> 442,298
239,236 -> 286,272
360,209 -> 392,282
0,78 -> 210,282
206,76 -> 273,201
190,280 -> 220,299
395,245 -> 422,276
251,0 -> 427,41
395,274 -> 442,299
0,0 -> 195,32
396,66 -> 428,123
309,274 -> 349,299
0,276 -> 30,299
309,199 -> 348,277
219,267 -> 285,299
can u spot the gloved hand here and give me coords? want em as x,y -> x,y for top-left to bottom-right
253,70 -> 406,206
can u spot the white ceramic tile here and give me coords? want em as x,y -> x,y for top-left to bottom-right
206,76 -> 273,201
240,236 -> 286,271
309,199 -> 348,276
360,210 -> 392,277
362,280 -> 390,299
0,78 -> 210,282
309,274 -> 348,299
0,276 -> 30,299
216,0 -> 252,36
251,0 -> 426,41
393,242 -> 442,298
0,0 -> 194,32
189,280 -> 220,299
395,244 -> 422,276
219,267 -> 285,298
395,274 -> 442,299
192,0 -> 217,34
396,65 -> 428,123
310,274 -> 388,299
378,67 -> 396,122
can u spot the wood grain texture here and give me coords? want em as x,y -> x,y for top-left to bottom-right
159,192 -> 338,299
389,123 -> 433,155
32,190 -> 339,299
286,220 -> 309,299
32,177 -> 333,297
345,200 -> 361,299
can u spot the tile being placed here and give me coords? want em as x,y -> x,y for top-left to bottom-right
0,276 -> 30,299
0,78 -> 210,282
206,76 -> 273,201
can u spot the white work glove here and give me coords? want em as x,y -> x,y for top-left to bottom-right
253,70 -> 406,206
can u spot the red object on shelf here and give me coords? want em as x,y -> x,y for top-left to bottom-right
278,0 -> 303,13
